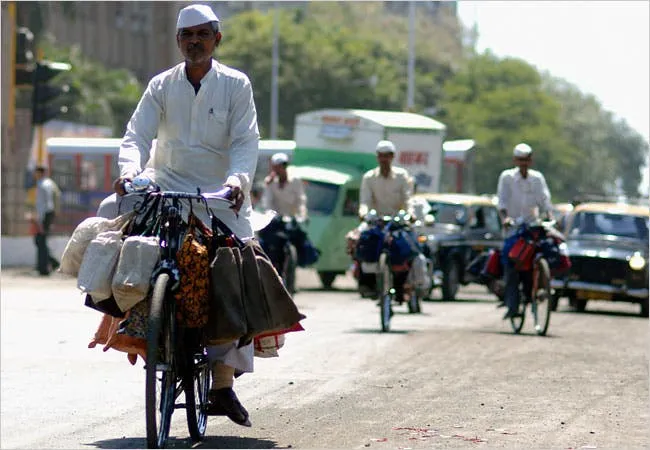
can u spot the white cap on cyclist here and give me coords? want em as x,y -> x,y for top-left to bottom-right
177,4 -> 219,30
271,152 -> 289,165
513,143 -> 533,158
376,140 -> 396,154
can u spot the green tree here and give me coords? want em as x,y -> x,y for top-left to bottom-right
217,3 -> 464,138
438,52 -> 580,199
39,41 -> 144,137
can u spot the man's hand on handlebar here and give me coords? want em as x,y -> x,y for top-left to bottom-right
224,183 -> 244,214
502,216 -> 515,229
114,177 -> 131,196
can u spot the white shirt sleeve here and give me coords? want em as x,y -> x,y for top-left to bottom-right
224,75 -> 260,193
496,171 -> 509,212
537,173 -> 553,214
118,78 -> 164,179
358,174 -> 371,218
296,178 -> 308,221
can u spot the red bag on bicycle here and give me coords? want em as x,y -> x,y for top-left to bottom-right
484,249 -> 503,278
508,237 -> 535,271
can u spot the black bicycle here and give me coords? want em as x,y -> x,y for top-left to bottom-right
124,178 -> 234,448
505,220 -> 555,336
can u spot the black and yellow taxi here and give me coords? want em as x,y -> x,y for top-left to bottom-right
551,202 -> 649,316
413,193 -> 503,300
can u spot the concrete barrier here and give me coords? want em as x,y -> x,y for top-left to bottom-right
1,236 -> 70,268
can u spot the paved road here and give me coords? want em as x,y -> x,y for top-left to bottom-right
1,268 -> 648,449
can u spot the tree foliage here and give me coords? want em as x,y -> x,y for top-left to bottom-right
437,52 -> 581,199
217,3 -> 464,139
39,41 -> 144,137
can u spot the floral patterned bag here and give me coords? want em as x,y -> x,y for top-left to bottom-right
175,214 -> 211,328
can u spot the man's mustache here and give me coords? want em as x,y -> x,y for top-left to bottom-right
187,43 -> 204,51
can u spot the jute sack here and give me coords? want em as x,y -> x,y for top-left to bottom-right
206,246 -> 247,344
239,240 -> 305,341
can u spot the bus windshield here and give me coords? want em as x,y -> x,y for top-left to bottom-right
303,180 -> 340,215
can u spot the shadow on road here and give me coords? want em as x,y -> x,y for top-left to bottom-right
556,308 -> 645,319
87,435 -> 281,449
346,328 -> 412,334
472,328 -> 562,339
299,286 -> 358,293
425,297 -> 498,305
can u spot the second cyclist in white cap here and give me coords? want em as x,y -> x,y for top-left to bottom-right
496,143 -> 554,319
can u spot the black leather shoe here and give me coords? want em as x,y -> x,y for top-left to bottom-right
205,388 -> 251,427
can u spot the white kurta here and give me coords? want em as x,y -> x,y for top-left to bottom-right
358,166 -> 413,218
497,167 -> 553,223
98,59 -> 260,374
261,170 -> 308,220
118,59 -> 260,238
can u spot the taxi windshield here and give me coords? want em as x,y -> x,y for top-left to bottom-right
570,211 -> 649,240
427,201 -> 468,225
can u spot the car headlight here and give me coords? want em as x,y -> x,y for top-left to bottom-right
629,253 -> 646,270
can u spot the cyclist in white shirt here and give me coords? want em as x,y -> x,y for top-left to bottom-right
261,152 -> 308,221
496,143 -> 554,319
97,4 -> 258,427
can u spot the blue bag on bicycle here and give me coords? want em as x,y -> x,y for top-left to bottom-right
355,227 -> 384,262
389,230 -> 418,265
297,239 -> 320,267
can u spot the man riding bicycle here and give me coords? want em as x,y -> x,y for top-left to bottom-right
97,4 -> 258,427
261,152 -> 308,221
497,143 -> 554,320
348,140 -> 415,297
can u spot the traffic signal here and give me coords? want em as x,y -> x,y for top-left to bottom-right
15,27 -> 34,87
32,61 -> 72,125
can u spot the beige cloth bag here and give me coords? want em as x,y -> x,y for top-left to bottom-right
112,235 -> 161,312
60,212 -> 135,277
77,231 -> 124,301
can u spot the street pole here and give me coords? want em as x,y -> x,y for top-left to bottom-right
270,3 -> 279,139
8,1 -> 16,129
406,0 -> 415,111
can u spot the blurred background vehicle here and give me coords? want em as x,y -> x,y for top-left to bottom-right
551,201 -> 649,317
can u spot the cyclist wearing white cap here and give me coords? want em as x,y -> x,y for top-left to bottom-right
496,143 -> 554,319
349,140 -> 414,297
358,140 -> 414,218
97,3 -> 259,427
261,152 -> 307,221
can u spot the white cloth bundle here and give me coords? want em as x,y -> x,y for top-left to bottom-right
60,212 -> 134,276
77,231 -> 124,301
112,235 -> 161,312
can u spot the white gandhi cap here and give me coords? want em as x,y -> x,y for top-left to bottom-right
513,143 -> 533,158
271,152 -> 289,165
177,4 -> 219,30
376,140 -> 396,154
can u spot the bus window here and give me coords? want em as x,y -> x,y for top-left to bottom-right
303,180 -> 339,215
50,156 -> 76,191
80,158 -> 102,191
343,188 -> 359,216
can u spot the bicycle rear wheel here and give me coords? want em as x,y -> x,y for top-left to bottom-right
146,273 -> 177,449
377,253 -> 392,332
184,342 -> 210,442
532,258 -> 552,336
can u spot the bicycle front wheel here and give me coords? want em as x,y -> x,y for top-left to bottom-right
377,253 -> 392,332
146,273 -> 177,449
532,258 -> 552,336
184,341 -> 210,442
